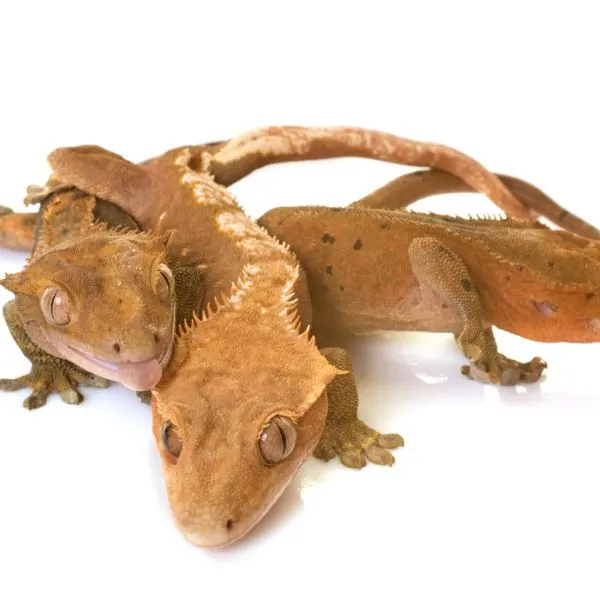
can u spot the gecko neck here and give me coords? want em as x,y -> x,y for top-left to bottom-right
174,148 -> 300,315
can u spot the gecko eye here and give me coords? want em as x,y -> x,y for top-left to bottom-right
156,264 -> 174,303
161,421 -> 182,459
40,286 -> 72,325
258,416 -> 297,465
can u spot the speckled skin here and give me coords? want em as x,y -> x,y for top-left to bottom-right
259,202 -> 600,384
1,126 -> 598,547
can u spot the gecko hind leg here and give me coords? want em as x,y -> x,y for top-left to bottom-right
314,347 -> 404,469
0,301 -> 110,409
408,237 -> 547,385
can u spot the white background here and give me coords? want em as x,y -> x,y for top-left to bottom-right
1,2 -> 599,599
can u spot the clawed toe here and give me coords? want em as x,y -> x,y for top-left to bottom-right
340,449 -> 367,469
314,422 -> 404,469
59,388 -> 84,405
0,365 -> 104,408
461,354 -> 547,386
23,391 -> 49,410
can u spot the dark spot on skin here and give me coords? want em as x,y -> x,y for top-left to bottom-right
586,292 -> 595,300
339,285 -> 345,292
321,233 -> 335,244
325,265 -> 333,276
558,209 -> 567,222
548,261 -> 554,268
380,222 -> 390,230
441,303 -> 448,309
113,343 -> 121,354
353,239 -> 363,250
154,333 -> 161,344
277,218 -> 284,226
517,265 -> 525,272
118,298 -> 123,305
226,519 -> 233,531
461,278 -> 473,292
505,276 -> 511,281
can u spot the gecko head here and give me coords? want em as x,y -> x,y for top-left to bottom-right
1,228 -> 177,391
151,297 -> 342,549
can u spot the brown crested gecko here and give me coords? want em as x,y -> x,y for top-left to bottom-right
3,127 -> 597,549
0,125 -> 561,411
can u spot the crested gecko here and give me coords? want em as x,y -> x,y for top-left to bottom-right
1,127 -> 597,547
0,125 -> 558,410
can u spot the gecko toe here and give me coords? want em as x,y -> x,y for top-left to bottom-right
0,376 -> 30,392
59,388 -> 84,405
339,449 -> 367,469
23,391 -> 48,410
313,443 -> 337,461
365,445 -> 396,466
377,433 -> 405,449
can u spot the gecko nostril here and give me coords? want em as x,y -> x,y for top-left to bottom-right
153,333 -> 161,344
225,519 -> 234,531
113,343 -> 121,354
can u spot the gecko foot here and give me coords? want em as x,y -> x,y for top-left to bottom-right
314,417 -> 404,469
461,354 -> 547,386
0,365 -> 110,409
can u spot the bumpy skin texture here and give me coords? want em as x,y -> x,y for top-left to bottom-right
2,126 -> 597,547
17,125 -> 547,547
0,192 -> 185,407
259,202 -> 600,385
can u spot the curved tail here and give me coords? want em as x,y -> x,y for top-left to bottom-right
348,169 -> 600,239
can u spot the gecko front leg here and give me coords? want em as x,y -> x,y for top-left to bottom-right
314,347 -> 404,468
0,206 -> 36,251
0,301 -> 110,409
408,237 -> 547,385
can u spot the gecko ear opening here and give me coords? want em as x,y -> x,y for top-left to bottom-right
47,145 -> 150,207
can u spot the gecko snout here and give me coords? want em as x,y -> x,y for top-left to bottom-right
180,517 -> 238,548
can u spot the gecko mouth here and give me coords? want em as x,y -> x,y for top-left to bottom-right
56,311 -> 176,391
178,467 -> 300,549
66,337 -> 174,391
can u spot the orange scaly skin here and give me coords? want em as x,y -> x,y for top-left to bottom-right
3,126 -> 559,413
0,193 -> 179,408
2,127 -> 597,547
259,200 -> 600,384
28,125 -> 553,547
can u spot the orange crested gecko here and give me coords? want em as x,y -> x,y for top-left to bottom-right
1,126 -> 555,409
1,126 -> 597,548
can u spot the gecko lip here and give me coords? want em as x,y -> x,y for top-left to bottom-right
179,469 -> 298,549
58,310 -> 177,391
65,337 -> 174,391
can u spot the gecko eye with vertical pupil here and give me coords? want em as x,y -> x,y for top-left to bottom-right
156,264 -> 174,303
258,416 -> 297,465
160,421 -> 182,459
40,286 -> 72,325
